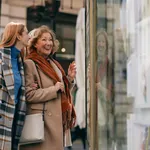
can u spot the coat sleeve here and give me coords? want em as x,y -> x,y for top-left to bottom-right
0,52 -> 3,90
67,75 -> 75,90
24,59 -> 58,103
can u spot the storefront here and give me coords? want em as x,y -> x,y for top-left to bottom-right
1,0 -> 150,149
86,0 -> 150,149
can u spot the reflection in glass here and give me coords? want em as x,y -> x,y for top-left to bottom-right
96,30 -> 112,150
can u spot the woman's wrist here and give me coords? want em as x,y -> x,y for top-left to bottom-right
67,75 -> 74,83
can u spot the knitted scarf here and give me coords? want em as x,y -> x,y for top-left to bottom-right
26,50 -> 76,131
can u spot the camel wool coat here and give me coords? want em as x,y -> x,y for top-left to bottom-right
20,59 -> 74,150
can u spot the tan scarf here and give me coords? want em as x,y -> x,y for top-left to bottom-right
26,50 -> 76,131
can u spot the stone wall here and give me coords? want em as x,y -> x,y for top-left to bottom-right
0,0 -> 83,32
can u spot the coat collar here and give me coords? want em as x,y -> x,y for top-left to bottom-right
1,47 -> 12,67
1,47 -> 15,102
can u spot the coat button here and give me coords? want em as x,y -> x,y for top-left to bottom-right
48,112 -> 52,116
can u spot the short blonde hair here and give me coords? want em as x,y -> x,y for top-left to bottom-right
29,25 -> 59,54
0,22 -> 25,48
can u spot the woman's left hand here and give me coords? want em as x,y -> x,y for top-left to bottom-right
68,61 -> 76,82
31,82 -> 39,90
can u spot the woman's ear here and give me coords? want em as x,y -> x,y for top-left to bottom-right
16,34 -> 21,41
34,43 -> 37,49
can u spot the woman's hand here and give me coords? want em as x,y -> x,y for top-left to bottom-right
68,61 -> 76,82
55,82 -> 64,92
97,82 -> 112,101
31,82 -> 39,90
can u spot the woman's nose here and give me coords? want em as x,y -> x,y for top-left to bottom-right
50,41 -> 53,46
98,42 -> 102,47
46,40 -> 51,45
28,35 -> 31,40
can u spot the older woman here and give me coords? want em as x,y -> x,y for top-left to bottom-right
20,26 -> 76,150
0,22 -> 30,150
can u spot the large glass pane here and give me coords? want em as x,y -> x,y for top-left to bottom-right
86,0 -> 150,149
96,1 -> 113,150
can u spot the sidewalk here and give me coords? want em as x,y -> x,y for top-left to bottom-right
64,140 -> 89,150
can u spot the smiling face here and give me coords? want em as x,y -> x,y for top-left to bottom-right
97,34 -> 107,61
35,32 -> 54,58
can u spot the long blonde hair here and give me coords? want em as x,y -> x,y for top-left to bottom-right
0,22 -> 25,48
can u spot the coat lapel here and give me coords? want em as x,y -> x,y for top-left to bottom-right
18,54 -> 26,102
13,56 -> 26,149
1,47 -> 15,102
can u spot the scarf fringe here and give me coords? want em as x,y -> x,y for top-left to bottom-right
62,106 -> 76,131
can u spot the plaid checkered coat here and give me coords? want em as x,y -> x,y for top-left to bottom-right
0,48 -> 26,150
